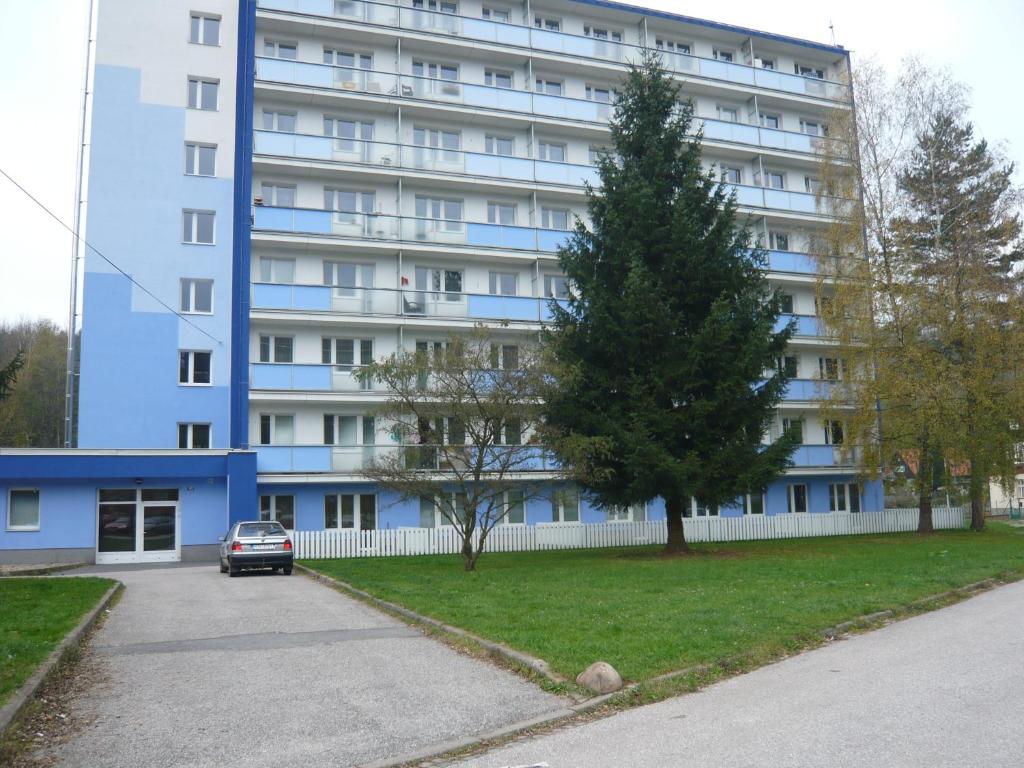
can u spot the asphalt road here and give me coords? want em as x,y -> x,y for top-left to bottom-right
452,579 -> 1024,768
38,563 -> 567,768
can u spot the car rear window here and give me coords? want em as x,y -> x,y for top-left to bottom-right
237,522 -> 287,538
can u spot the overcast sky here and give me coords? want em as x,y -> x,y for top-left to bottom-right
0,0 -> 1021,326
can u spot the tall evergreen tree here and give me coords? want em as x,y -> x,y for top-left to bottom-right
543,54 -> 795,554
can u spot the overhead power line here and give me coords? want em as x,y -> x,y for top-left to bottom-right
0,166 -> 223,345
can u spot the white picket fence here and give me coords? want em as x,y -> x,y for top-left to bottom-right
291,507 -> 966,560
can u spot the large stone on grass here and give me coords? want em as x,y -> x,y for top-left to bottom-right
576,661 -> 623,694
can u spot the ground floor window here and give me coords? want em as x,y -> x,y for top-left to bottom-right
787,484 -> 808,514
7,489 -> 40,530
419,492 -> 468,528
260,494 -> 295,529
744,492 -> 765,515
98,489 -> 179,554
828,482 -> 860,513
607,502 -> 646,522
324,493 -> 376,530
550,487 -> 580,523
500,489 -> 525,525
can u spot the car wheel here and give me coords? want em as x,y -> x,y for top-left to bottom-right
229,561 -> 240,578
283,567 -> 293,576
219,559 -> 228,574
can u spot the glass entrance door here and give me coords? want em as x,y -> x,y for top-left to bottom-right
97,489 -> 180,564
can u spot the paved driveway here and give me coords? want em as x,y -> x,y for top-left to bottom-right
450,579 -> 1024,768
40,563 -> 567,768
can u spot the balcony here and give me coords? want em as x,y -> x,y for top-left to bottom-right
250,362 -> 371,391
251,282 -> 569,324
254,58 -> 845,157
777,314 -> 826,337
254,443 -> 557,473
256,0 -> 849,102
790,444 -> 860,467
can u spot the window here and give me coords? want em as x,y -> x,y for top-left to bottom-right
323,117 -> 374,151
777,354 -> 798,377
713,48 -> 734,62
414,126 -> 461,164
779,293 -> 794,315
324,48 -> 372,69
722,166 -> 742,184
489,271 -> 517,296
186,77 -> 218,110
321,337 -> 373,370
325,188 -> 376,224
182,210 -> 215,244
259,414 -> 294,445
490,344 -> 519,371
769,231 -> 790,251
189,14 -> 220,45
583,26 -> 622,42
795,63 -> 825,79
607,502 -> 646,522
800,118 -> 828,137
498,416 -> 522,445
259,494 -> 295,529
264,39 -> 297,59
655,39 -> 690,55
787,484 -> 808,513
585,85 -> 614,103
323,414 -> 374,445
184,143 -> 216,176
485,134 -> 514,156
782,418 -> 804,443
759,58 -> 776,70
179,350 -> 211,385
482,6 -> 510,22
818,357 -> 842,381
694,499 -> 719,517
541,207 -> 570,230
829,483 -> 860,513
533,15 -> 560,31
260,182 -> 296,208
259,335 -> 293,364
412,60 -> 459,81
487,202 -> 516,225
544,274 -> 569,299
500,489 -> 526,525
484,69 -> 514,89
716,105 -> 739,123
415,196 -> 463,231
759,112 -> 780,130
179,278 -> 213,314
744,492 -> 765,515
177,423 -> 211,449
324,493 -> 377,530
535,77 -> 562,96
803,176 -> 821,196
764,172 -> 785,190
259,257 -> 295,284
588,146 -> 608,165
7,489 -> 39,530
262,110 -> 297,132
413,0 -> 457,10
323,261 -> 374,295
415,266 -> 463,301
824,420 -> 845,445
538,141 -> 566,162
550,487 -> 580,523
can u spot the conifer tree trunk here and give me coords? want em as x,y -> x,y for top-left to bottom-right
664,494 -> 691,555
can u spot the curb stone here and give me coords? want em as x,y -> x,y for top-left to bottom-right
0,580 -> 122,739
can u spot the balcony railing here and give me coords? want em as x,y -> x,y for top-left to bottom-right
250,362 -> 372,391
777,314 -> 826,337
255,58 -> 847,149
256,0 -> 850,102
250,282 -> 569,323
256,442 -> 855,473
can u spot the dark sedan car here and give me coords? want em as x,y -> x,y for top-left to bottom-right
220,521 -> 293,576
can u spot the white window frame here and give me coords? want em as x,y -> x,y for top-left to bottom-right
321,337 -> 373,370
324,492 -> 378,531
264,39 -> 298,59
541,206 -> 571,230
722,166 -> 742,184
824,420 -> 845,446
488,270 -> 518,296
262,109 -> 297,133
800,118 -> 828,137
258,413 -> 295,445
538,140 -> 566,162
765,171 -> 786,190
655,39 -> 690,55
260,181 -> 297,208
481,6 -> 510,22
713,48 -> 734,62
7,489 -> 40,531
178,350 -> 212,386
759,112 -> 781,130
782,417 -> 804,443
795,63 -> 825,79
583,25 -> 622,42
186,77 -> 218,111
415,266 -> 464,301
487,201 -> 517,225
258,334 -> 294,364
484,134 -> 515,156
182,209 -> 215,245
259,257 -> 295,284
533,15 -> 560,31
585,84 -> 614,103
499,489 -> 527,525
787,483 -> 809,514
177,422 -> 211,449
828,482 -> 860,513
484,69 -> 514,89
769,230 -> 790,251
549,488 -> 580,523
184,142 -> 216,176
716,105 -> 739,123
179,278 -> 214,314
743,492 -> 765,515
543,273 -> 569,299
534,77 -> 562,96
260,494 -> 295,529
189,13 -> 220,46
759,58 -> 776,70
606,502 -> 646,522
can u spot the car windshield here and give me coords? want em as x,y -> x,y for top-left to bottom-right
237,522 -> 286,538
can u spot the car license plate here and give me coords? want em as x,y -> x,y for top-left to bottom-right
253,544 -> 275,551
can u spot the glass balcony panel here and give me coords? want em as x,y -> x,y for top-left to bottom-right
537,229 -> 572,252
257,57 -> 334,88
701,119 -> 759,145
728,184 -> 766,208
454,15 -> 531,46
406,8 -> 462,35
405,75 -> 464,104
759,128 -> 813,153
534,160 -> 599,186
466,294 -> 541,322
400,290 -> 469,319
466,223 -> 535,250
256,446 -> 332,473
330,286 -> 400,315
408,145 -> 467,173
330,211 -> 399,239
464,153 -> 532,180
698,58 -> 755,85
251,363 -> 333,390
767,250 -> 818,274
540,298 -> 570,322
402,217 -> 468,244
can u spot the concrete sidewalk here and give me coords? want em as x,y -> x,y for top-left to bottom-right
451,580 -> 1024,768
35,564 -> 567,768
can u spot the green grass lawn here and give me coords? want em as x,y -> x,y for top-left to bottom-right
0,577 -> 115,707
305,525 -> 1024,683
